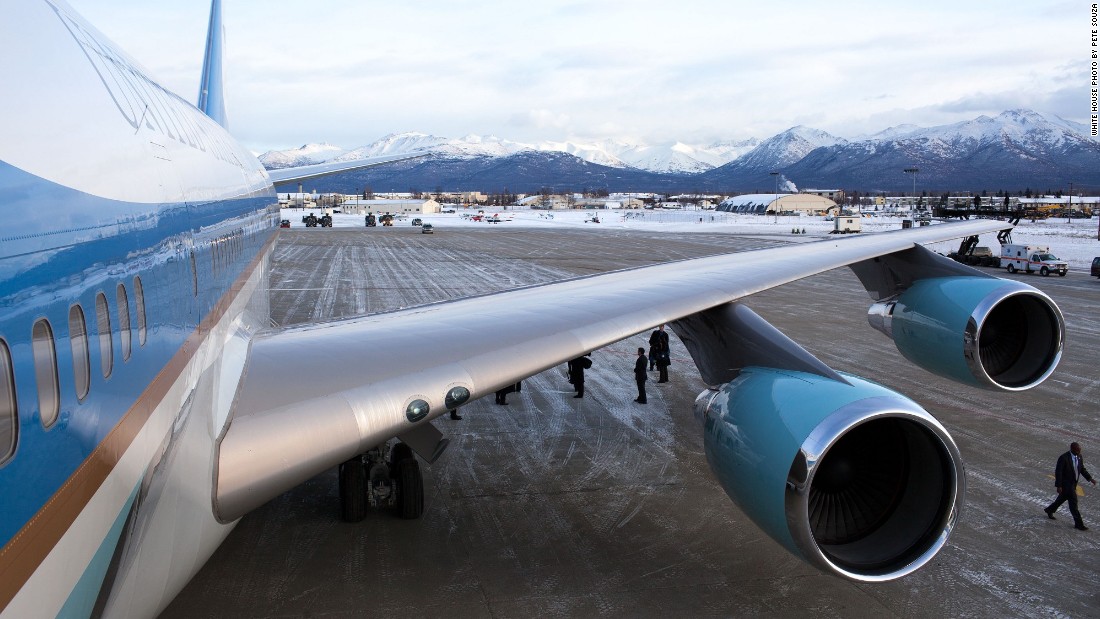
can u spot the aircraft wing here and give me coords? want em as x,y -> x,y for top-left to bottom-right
216,219 -> 1013,521
265,152 -> 427,186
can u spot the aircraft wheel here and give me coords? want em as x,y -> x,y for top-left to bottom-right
390,442 -> 413,469
396,458 -> 425,520
338,456 -> 367,522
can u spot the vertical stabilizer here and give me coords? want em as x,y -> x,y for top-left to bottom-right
197,0 -> 227,128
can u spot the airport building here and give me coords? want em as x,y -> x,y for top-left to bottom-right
338,198 -> 442,215
716,193 -> 837,215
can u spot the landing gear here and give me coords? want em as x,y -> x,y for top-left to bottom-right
338,456 -> 368,522
396,458 -> 424,519
337,442 -> 425,521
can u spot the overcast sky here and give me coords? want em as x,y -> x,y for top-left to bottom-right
66,0 -> 1089,152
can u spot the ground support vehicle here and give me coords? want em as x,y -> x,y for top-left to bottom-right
1091,257 -> 1100,278
948,243 -> 999,267
1001,243 -> 1068,276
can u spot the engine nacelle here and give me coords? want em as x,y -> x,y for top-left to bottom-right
695,367 -> 964,582
867,277 -> 1063,391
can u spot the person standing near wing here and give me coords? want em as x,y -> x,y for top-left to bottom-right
633,347 -> 648,404
648,325 -> 667,371
649,324 -> 671,383
1045,442 -> 1096,531
569,354 -> 591,398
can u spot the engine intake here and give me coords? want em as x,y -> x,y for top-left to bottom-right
867,277 -> 1063,391
695,367 -> 964,582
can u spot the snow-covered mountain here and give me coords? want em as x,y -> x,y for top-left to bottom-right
890,109 -> 1092,154
259,109 -> 1100,192
259,142 -> 347,168
732,126 -> 846,171
781,109 -> 1100,190
259,133 -> 755,174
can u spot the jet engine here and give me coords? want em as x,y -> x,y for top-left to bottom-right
867,277 -> 1063,391
694,367 -> 964,582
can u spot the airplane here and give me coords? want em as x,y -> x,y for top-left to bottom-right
0,1 -> 1065,617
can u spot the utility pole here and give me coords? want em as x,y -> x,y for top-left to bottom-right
1067,182 -> 1072,223
770,171 -> 779,224
903,167 -> 919,213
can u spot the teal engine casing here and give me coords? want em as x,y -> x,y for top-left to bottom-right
694,367 -> 964,582
867,277 -> 1063,391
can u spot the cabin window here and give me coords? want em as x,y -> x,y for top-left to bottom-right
134,276 -> 147,346
32,319 -> 60,428
0,339 -> 16,464
190,250 -> 198,297
117,283 -> 132,361
69,304 -> 90,401
95,292 -> 113,378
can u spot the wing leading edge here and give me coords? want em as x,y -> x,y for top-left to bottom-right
215,219 -> 1010,522
265,152 -> 428,187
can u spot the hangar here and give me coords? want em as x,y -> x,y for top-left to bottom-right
717,193 -> 837,215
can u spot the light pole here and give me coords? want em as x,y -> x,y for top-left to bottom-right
903,167 -> 919,213
770,171 -> 779,223
1067,182 -> 1073,223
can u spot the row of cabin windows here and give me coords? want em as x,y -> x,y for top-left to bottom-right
0,277 -> 148,465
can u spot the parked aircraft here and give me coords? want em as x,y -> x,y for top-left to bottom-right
0,1 -> 1065,617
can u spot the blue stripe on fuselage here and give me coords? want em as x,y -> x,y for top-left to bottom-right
0,160 -> 276,546
55,482 -> 140,619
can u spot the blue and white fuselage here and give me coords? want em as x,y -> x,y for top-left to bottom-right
1,1 -> 275,616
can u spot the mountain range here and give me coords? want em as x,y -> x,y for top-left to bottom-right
260,109 -> 1100,194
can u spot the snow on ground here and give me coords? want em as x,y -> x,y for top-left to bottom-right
281,207 -> 1100,272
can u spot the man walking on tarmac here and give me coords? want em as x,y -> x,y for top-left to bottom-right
1045,442 -> 1097,530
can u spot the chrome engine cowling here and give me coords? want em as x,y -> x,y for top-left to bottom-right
695,367 -> 964,582
867,277 -> 1063,391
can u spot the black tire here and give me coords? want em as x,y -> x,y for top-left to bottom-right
338,457 -> 367,522
1040,266 -> 1049,276
396,458 -> 424,519
1059,271 -> 1067,277
390,442 -> 413,470
1007,264 -> 1016,274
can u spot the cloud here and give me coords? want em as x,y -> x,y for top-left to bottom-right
66,0 -> 1085,149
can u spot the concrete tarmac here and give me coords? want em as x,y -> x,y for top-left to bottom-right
162,226 -> 1100,618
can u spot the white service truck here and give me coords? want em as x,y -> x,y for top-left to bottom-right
1000,244 -> 1068,277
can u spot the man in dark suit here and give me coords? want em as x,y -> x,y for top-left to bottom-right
1045,442 -> 1097,531
569,354 -> 590,398
649,325 -> 670,382
633,347 -> 648,404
